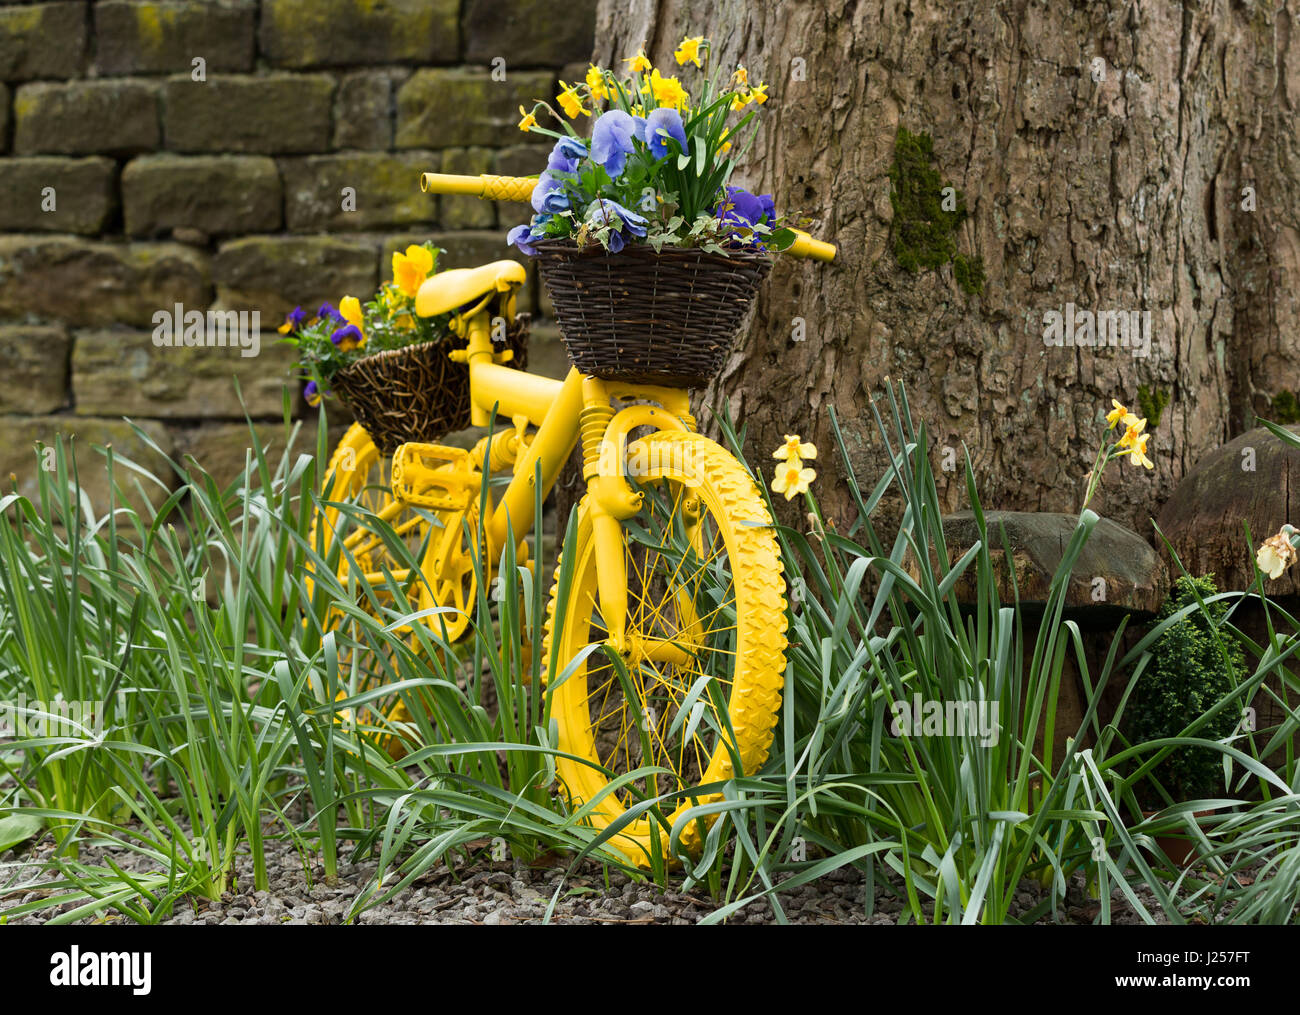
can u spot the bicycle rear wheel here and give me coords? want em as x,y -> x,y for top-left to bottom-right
542,430 -> 788,863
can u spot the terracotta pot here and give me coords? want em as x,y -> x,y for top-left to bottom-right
1141,809 -> 1213,867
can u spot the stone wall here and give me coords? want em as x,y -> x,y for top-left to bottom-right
0,0 -> 595,498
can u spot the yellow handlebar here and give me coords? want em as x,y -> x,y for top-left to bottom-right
420,172 -> 537,203
419,173 -> 836,262
786,229 -> 836,263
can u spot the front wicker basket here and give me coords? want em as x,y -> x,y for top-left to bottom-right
533,240 -> 771,388
331,314 -> 530,455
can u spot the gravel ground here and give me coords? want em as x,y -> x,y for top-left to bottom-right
2,832 -> 1170,925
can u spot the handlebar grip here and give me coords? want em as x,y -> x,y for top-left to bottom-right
420,172 -> 537,203
787,228 -> 836,262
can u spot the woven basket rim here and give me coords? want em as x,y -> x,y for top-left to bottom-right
531,237 -> 773,269
333,337 -> 454,382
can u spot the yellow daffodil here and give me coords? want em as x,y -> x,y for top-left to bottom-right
750,82 -> 769,104
625,49 -> 652,73
649,68 -> 689,109
1116,416 -> 1147,450
730,90 -> 750,111
719,129 -> 732,155
517,105 -> 537,131
585,65 -> 608,101
733,64 -> 749,87
675,35 -> 705,67
773,434 -> 817,463
392,244 -> 434,299
1258,525 -> 1298,579
772,461 -> 816,501
1125,431 -> 1154,469
556,80 -> 588,118
1105,398 -> 1140,430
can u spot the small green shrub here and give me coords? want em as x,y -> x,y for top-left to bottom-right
1130,575 -> 1244,802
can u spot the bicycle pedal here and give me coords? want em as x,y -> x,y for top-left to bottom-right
391,442 -> 480,511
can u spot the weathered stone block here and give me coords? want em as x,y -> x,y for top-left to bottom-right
383,230 -> 533,311
95,1 -> 256,75
173,421 -> 288,489
396,70 -> 554,148
212,236 -> 377,319
122,154 -> 281,237
463,0 -> 597,67
0,84 -> 9,154
334,70 -> 400,150
440,147 -> 495,229
0,326 -> 70,413
0,236 -> 211,328
0,157 -> 117,234
0,415 -> 177,517
164,74 -> 333,154
72,328 -> 295,419
13,80 -> 159,155
282,151 -> 437,232
0,3 -> 88,81
525,320 -> 569,380
260,0 -> 457,69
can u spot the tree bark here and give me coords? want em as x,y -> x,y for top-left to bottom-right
591,0 -> 1300,538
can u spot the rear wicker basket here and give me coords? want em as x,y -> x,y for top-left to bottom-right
331,314 -> 530,455
533,240 -> 771,388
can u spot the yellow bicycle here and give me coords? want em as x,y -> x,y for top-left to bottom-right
309,171 -> 835,860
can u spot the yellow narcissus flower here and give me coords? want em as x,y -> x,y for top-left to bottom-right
674,35 -> 705,67
772,460 -> 816,501
1116,416 -> 1146,450
649,68 -> 688,109
750,82 -> 769,104
392,244 -> 434,299
718,129 -> 732,155
1257,525 -> 1298,580
773,434 -> 817,463
556,80 -> 588,118
624,49 -> 652,73
585,65 -> 608,101
1125,430 -> 1154,469
517,105 -> 537,131
733,64 -> 749,87
730,90 -> 750,112
1105,398 -> 1140,430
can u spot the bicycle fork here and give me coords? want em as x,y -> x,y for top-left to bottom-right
578,376 -> 695,661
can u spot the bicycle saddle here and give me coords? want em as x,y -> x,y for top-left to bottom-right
415,260 -> 527,318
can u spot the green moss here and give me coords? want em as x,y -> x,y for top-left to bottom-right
1271,390 -> 1300,424
889,128 -> 984,295
1137,385 -> 1170,429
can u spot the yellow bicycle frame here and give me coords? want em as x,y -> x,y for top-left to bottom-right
415,171 -> 835,652
451,305 -> 694,653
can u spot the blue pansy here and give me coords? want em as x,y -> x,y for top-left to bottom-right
585,197 -> 648,253
643,108 -> 687,159
507,224 -> 537,255
591,110 -> 638,177
507,213 -> 554,256
530,171 -> 570,214
316,302 -> 342,322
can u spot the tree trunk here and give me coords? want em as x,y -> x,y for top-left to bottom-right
592,0 -> 1300,538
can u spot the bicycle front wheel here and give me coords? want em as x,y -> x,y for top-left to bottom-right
542,430 -> 788,863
